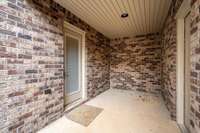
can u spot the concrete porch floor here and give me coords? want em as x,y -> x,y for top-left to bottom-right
38,89 -> 181,133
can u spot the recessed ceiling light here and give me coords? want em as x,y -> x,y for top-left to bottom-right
121,13 -> 128,18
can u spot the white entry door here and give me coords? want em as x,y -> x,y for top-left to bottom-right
64,29 -> 82,106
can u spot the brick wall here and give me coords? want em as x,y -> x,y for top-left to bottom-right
110,34 -> 162,93
0,0 -> 65,132
161,0 -> 183,120
0,0 -> 110,132
189,0 -> 200,132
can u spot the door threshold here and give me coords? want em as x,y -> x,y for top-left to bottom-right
64,98 -> 88,113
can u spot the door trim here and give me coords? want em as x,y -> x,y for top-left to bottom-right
175,0 -> 190,132
63,21 -> 87,110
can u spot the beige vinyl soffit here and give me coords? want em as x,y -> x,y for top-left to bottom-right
54,0 -> 172,38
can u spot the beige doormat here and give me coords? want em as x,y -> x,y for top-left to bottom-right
66,104 -> 103,127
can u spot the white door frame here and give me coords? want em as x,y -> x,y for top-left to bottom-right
175,0 -> 190,132
63,21 -> 87,110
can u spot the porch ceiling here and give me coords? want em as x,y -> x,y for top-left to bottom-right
55,0 -> 172,38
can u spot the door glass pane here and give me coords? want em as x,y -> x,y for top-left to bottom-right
66,36 -> 79,94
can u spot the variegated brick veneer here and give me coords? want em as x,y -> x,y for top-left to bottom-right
0,0 -> 110,132
0,0 -> 65,132
161,0 -> 183,120
110,34 -> 162,93
161,11 -> 177,120
189,0 -> 200,132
